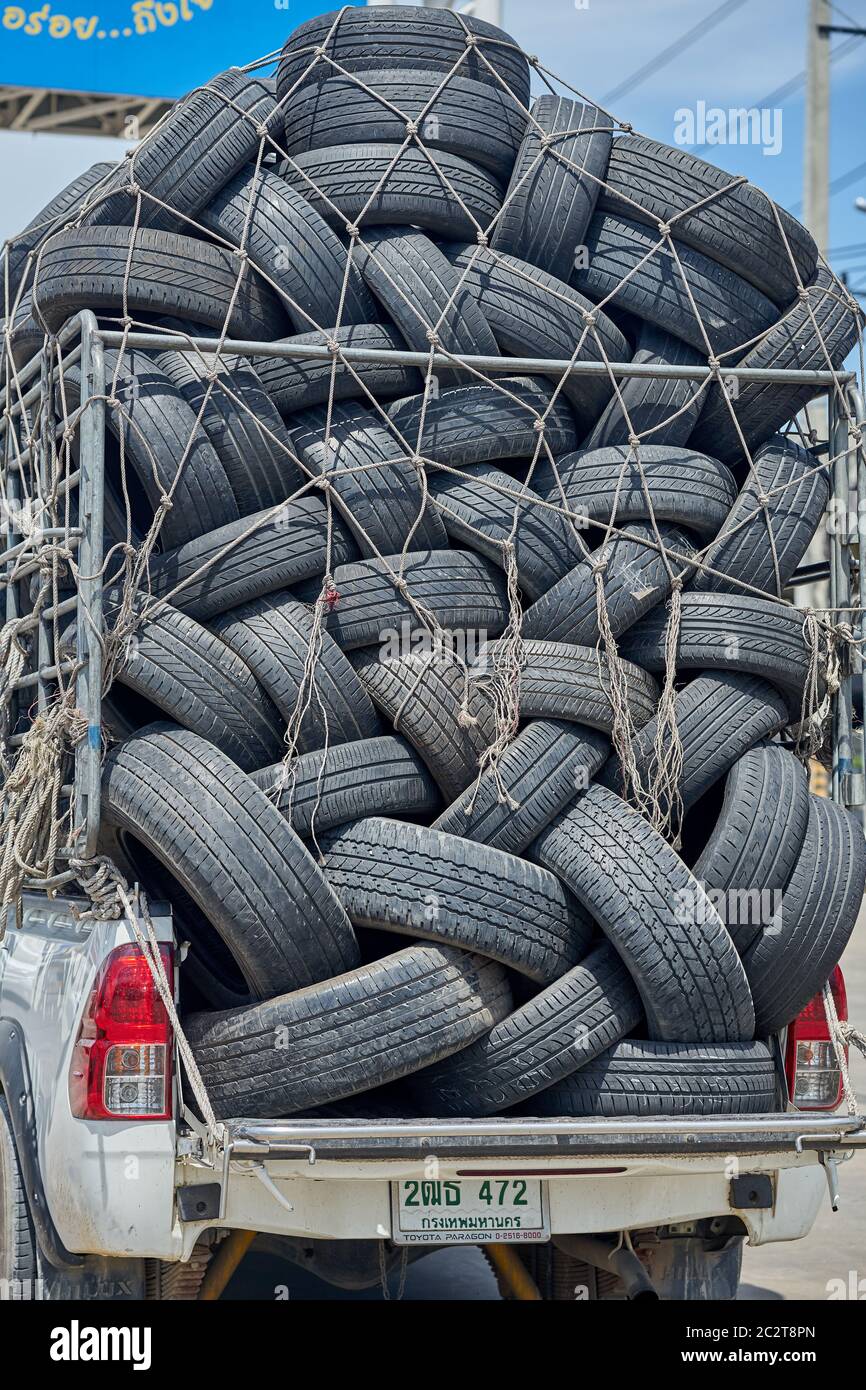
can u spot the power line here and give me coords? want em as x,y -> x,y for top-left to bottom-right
602,0 -> 748,104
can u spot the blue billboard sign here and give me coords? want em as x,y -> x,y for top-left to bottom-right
0,0 -> 353,99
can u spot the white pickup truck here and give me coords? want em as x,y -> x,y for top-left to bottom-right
1,887 -> 862,1301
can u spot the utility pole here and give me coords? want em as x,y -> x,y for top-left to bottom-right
804,0 -> 831,256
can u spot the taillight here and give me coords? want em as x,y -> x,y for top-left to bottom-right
69,944 -> 174,1121
784,967 -> 848,1110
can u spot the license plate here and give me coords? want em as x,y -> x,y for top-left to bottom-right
390,1177 -> 550,1245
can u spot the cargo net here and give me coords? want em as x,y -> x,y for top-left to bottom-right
2,6 -> 865,1122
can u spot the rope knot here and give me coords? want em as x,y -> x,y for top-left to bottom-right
582,309 -> 597,326
323,584 -> 340,611
592,561 -> 608,579
532,418 -> 545,433
127,182 -> 141,198
476,231 -> 489,246
346,224 -> 361,239
798,286 -> 810,302
234,246 -> 249,262
425,328 -> 440,346
405,120 -> 419,137
464,32 -> 478,47
326,336 -> 340,354
256,122 -> 270,138
657,221 -> 672,237
619,121 -> 633,134
313,45 -> 327,58
670,576 -> 684,594
707,355 -> 721,373
158,495 -> 173,512
757,491 -> 771,507
628,434 -> 641,449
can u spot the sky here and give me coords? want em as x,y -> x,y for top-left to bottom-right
2,0 -> 866,289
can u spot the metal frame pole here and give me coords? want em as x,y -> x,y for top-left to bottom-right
73,311 -> 105,859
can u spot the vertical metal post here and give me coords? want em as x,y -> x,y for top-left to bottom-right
830,389 -> 853,807
73,311 -> 105,859
849,384 -> 866,828
35,349 -> 52,715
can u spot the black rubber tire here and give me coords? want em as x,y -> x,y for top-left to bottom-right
277,6 -> 531,108
4,160 -> 116,300
691,267 -> 862,465
428,462 -> 581,601
102,595 -> 284,772
100,725 -> 360,999
0,1093 -> 39,1292
63,348 -> 240,550
198,166 -> 377,331
319,817 -> 594,984
433,719 -> 608,857
743,795 -> 866,1034
620,592 -> 815,715
599,671 -> 790,813
295,549 -> 510,651
255,323 -> 421,417
525,1040 -> 777,1116
251,735 -> 440,839
598,135 -> 818,307
154,349 -> 301,517
692,745 -> 810,955
351,649 -> 497,801
279,144 -> 503,240
83,71 -> 279,232
522,523 -> 696,647
185,942 -> 512,1120
537,443 -> 738,542
694,436 -> 829,597
490,638 -> 660,732
289,401 -> 448,557
492,97 -> 611,282
582,322 -> 706,450
533,786 -> 755,1043
387,377 -> 579,468
148,496 -> 357,622
446,244 -> 628,422
573,212 -> 779,358
282,69 -> 525,182
212,594 -> 380,749
356,228 -> 499,382
27,226 -> 287,349
410,942 -> 643,1115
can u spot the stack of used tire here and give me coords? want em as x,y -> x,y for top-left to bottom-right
6,5 -> 865,1122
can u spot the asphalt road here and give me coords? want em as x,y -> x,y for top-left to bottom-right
228,903 -> 866,1303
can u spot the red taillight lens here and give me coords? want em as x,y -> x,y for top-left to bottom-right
784,967 -> 848,1111
69,944 -> 174,1121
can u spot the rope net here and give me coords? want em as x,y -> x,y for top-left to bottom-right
0,5 -> 863,1122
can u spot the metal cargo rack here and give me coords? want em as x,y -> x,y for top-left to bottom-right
2,317 -> 866,1157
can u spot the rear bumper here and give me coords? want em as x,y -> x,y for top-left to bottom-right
168,1112 -> 863,1258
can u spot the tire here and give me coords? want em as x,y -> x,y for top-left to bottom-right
428,462 -> 581,602
251,735 -> 440,839
356,228 -> 499,382
351,649 -> 497,800
198,167 -> 377,331
4,160 -> 116,300
320,816 -> 594,983
525,1040 -> 776,1116
279,144 -> 503,240
489,638 -> 660,732
692,745 -> 810,955
100,725 -> 360,999
295,549 -> 510,651
283,70 -> 525,182
276,6 -> 531,108
620,593 -> 815,715
63,348 -> 240,550
533,785 -> 755,1042
101,595 -> 285,772
289,401 -> 448,557
492,97 -> 611,282
690,267 -> 862,465
573,212 -> 779,357
255,323 -> 421,417
537,443 -> 738,542
522,523 -> 696,647
27,226 -> 288,348
212,594 -> 381,749
433,718 -> 609,857
446,244 -> 628,421
582,322 -> 706,450
743,795 -> 866,1034
154,350 -> 302,517
693,436 -> 829,596
0,1093 -> 38,1296
599,671 -> 790,813
84,70 -> 281,232
597,135 -> 817,307
185,943 -> 513,1119
148,496 -> 357,621
409,942 -> 643,1115
387,376 -> 580,468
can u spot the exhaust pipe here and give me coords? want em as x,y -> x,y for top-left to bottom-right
553,1234 -> 659,1301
